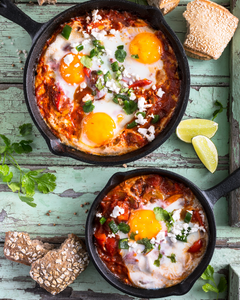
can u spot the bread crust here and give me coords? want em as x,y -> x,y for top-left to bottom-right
4,231 -> 54,266
147,0 -> 180,15
183,0 -> 238,60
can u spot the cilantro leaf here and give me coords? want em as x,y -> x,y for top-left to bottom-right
18,194 -> 37,207
21,174 -> 35,196
130,232 -> 137,240
8,182 -> 21,193
212,100 -> 226,121
202,283 -> 219,293
137,238 -> 153,254
115,46 -> 127,63
123,100 -> 138,115
0,165 -> 13,182
201,265 -> 215,281
154,252 -> 163,267
153,207 -> 174,231
131,54 -> 139,59
176,227 -> 191,242
218,276 -> 227,293
12,140 -> 33,154
83,100 -> 95,113
19,123 -> 32,136
35,173 -> 57,194
81,56 -> 92,68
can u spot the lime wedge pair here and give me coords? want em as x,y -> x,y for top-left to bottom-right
176,119 -> 218,173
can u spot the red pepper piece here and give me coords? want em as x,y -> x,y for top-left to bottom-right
188,239 -> 203,253
192,210 -> 204,227
105,237 -> 118,256
129,79 -> 152,88
83,66 -> 91,78
94,232 -> 106,249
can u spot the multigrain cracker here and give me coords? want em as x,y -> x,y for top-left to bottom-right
30,234 -> 89,295
183,0 -> 238,60
4,231 -> 54,266
148,0 -> 180,15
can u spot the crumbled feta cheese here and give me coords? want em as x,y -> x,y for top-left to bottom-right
122,69 -> 131,78
137,97 -> 152,112
105,48 -> 112,56
150,237 -> 156,244
152,84 -> 156,90
96,212 -> 102,218
82,94 -> 93,102
108,233 -> 115,238
63,54 -> 74,66
74,63 -> 80,68
110,29 -> 117,35
138,125 -> 155,142
136,230 -> 139,234
91,28 -> 107,40
80,82 -> 87,89
65,74 -> 70,77
82,31 -> 90,38
128,241 -> 138,248
167,233 -> 177,243
82,39 -> 91,46
106,79 -> 120,93
135,113 -> 147,125
71,48 -> 78,54
92,9 -> 102,22
157,87 -> 165,98
86,16 -> 91,24
110,206 -> 125,218
172,209 -> 181,222
129,92 -> 136,100
156,231 -> 165,243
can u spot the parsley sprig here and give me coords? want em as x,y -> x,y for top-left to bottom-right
137,237 -> 153,253
212,100 -> 227,120
0,124 -> 56,207
201,265 -> 227,299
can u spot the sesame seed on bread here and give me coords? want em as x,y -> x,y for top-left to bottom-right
183,0 -> 238,60
30,234 -> 89,295
4,231 -> 55,266
147,0 -> 180,15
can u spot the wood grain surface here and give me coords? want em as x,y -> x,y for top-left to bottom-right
0,0 -> 238,299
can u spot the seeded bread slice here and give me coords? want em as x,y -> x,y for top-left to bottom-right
30,234 -> 89,295
183,0 -> 238,60
4,232 -> 54,266
147,0 -> 180,15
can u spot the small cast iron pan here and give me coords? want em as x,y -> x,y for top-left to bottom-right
86,168 -> 240,298
0,0 -> 190,165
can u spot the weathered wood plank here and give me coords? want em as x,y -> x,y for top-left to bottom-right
0,5 -> 230,84
229,0 -> 240,227
0,85 -> 230,167
0,244 -> 231,300
229,264 -> 240,299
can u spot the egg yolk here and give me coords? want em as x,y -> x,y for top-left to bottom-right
129,32 -> 162,64
128,210 -> 162,241
82,112 -> 116,146
60,53 -> 85,85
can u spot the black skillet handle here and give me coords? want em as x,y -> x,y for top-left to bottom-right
203,167 -> 240,207
0,0 -> 44,41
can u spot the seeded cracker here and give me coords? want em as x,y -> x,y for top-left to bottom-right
30,234 -> 89,295
183,0 -> 238,60
4,231 -> 54,266
147,0 -> 180,15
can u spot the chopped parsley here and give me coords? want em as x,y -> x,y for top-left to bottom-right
153,207 -> 174,232
137,238 -> 153,254
118,222 -> 130,233
154,252 -> 163,267
176,227 -> 191,242
167,253 -> 176,263
136,111 -> 146,118
83,100 -> 95,113
115,45 -> 127,63
131,54 -> 139,59
127,121 -> 137,129
130,232 -> 137,240
111,61 -> 119,72
151,115 -> 160,124
123,100 -> 138,115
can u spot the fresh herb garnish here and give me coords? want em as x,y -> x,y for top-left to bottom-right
113,94 -> 129,104
167,253 -> 176,263
136,112 -> 146,118
137,238 -> 154,254
123,100 -> 138,115
111,61 -> 119,72
130,232 -> 137,240
184,211 -> 192,223
153,207 -> 174,232
119,238 -> 129,249
100,217 -> 106,225
127,121 -> 137,129
152,115 -> 160,124
119,222 -> 130,233
108,220 -> 119,234
201,265 -> 227,299
90,48 -> 99,58
76,44 -> 84,52
95,78 -> 104,90
176,227 -> 191,242
92,40 -> 101,47
80,56 -> 92,68
131,54 -> 139,59
154,252 -> 163,267
212,100 -> 227,121
61,25 -> 72,40
104,71 -> 112,82
0,124 -> 56,207
83,100 -> 95,113
115,45 -> 127,63
97,70 -> 103,75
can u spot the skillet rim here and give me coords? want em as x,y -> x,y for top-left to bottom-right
85,167 -> 216,298
24,0 -> 190,165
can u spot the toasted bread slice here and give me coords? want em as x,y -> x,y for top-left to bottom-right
147,0 -> 180,15
183,0 -> 238,60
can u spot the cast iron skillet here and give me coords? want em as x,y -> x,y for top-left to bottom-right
86,168 -> 240,298
0,0 -> 190,165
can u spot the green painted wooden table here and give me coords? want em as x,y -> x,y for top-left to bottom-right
0,0 -> 240,299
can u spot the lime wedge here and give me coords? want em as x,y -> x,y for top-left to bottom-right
192,135 -> 218,173
176,119 -> 218,143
